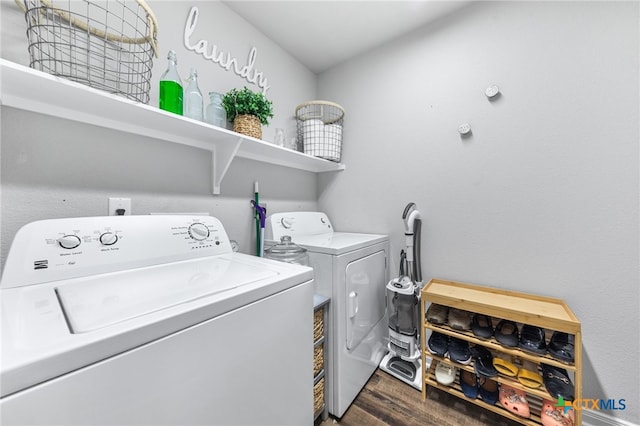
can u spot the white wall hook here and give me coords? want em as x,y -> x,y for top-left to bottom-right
458,123 -> 472,135
485,84 -> 500,99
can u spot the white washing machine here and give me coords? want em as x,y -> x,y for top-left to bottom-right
0,215 -> 314,426
265,212 -> 389,418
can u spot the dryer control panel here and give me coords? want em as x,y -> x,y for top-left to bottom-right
265,211 -> 334,241
1,215 -> 231,288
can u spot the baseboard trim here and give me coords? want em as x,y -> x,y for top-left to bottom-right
583,409 -> 638,426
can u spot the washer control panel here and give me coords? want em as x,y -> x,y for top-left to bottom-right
1,215 -> 231,288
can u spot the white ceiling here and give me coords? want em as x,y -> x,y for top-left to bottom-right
222,1 -> 472,73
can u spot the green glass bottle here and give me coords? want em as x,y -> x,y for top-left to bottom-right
159,50 -> 183,115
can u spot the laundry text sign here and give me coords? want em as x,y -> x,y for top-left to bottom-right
184,6 -> 271,94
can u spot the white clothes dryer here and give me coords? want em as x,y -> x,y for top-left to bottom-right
1,215 -> 314,426
265,212 -> 389,418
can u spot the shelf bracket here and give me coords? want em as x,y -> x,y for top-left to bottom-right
211,138 -> 243,195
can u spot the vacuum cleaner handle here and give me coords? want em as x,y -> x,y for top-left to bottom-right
402,202 -> 422,282
413,218 -> 422,284
402,202 -> 416,221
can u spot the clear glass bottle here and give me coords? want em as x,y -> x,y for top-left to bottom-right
205,92 -> 227,128
159,50 -> 183,115
274,128 -> 285,147
184,68 -> 203,121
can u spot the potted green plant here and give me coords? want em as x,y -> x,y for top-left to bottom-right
222,87 -> 274,140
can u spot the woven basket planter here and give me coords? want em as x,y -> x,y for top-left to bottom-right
233,114 -> 262,139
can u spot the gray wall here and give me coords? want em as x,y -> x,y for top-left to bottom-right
317,1 -> 639,423
0,0 -> 319,261
1,0 -> 639,424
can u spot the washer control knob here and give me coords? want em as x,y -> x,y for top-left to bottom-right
281,218 -> 293,229
57,234 -> 81,250
189,223 -> 210,241
99,232 -> 118,246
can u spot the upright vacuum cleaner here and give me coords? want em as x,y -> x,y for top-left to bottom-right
379,202 -> 428,390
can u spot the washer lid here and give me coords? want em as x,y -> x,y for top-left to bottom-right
1,253 -> 312,398
56,257 -> 277,333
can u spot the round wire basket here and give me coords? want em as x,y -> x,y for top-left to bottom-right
296,101 -> 345,162
18,0 -> 158,104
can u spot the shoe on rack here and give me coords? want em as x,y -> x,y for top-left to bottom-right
427,332 -> 449,357
435,361 -> 457,386
499,384 -> 531,418
517,360 -> 543,389
426,303 -> 449,325
478,376 -> 499,405
448,337 -> 472,365
448,308 -> 473,331
471,345 -> 498,377
471,314 -> 494,339
541,364 -> 575,401
460,370 -> 479,399
494,319 -> 519,347
519,324 -> 547,355
548,332 -> 575,364
493,353 -> 519,377
541,398 -> 575,426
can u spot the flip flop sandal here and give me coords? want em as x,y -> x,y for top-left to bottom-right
548,332 -> 575,364
426,303 -> 449,325
541,398 -> 575,426
460,370 -> 479,399
494,319 -> 519,347
499,384 -> 531,418
541,364 -> 575,400
471,313 -> 494,339
478,376 -> 499,405
448,308 -> 473,331
470,345 -> 498,377
519,324 -> 548,355
435,361 -> 457,386
493,354 -> 519,377
517,360 -> 543,388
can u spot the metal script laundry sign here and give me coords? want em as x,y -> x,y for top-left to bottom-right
183,6 -> 271,94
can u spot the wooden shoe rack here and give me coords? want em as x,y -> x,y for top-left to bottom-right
421,279 -> 582,426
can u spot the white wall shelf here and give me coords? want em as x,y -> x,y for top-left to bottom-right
0,59 -> 345,195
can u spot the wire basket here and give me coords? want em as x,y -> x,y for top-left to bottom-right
296,101 -> 344,162
18,0 -> 158,104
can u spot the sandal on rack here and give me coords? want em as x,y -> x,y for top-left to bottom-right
541,398 -> 575,426
519,324 -> 548,355
548,332 -> 575,364
427,332 -> 449,357
471,345 -> 498,377
426,303 -> 449,325
460,370 -> 479,399
494,319 -> 519,347
541,364 -> 575,401
448,308 -> 473,331
499,384 -> 531,418
448,337 -> 472,365
517,360 -> 543,389
493,353 -> 519,377
435,361 -> 457,386
478,376 -> 499,405
471,314 -> 494,339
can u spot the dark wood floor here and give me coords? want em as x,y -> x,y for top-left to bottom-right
318,369 -> 521,426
